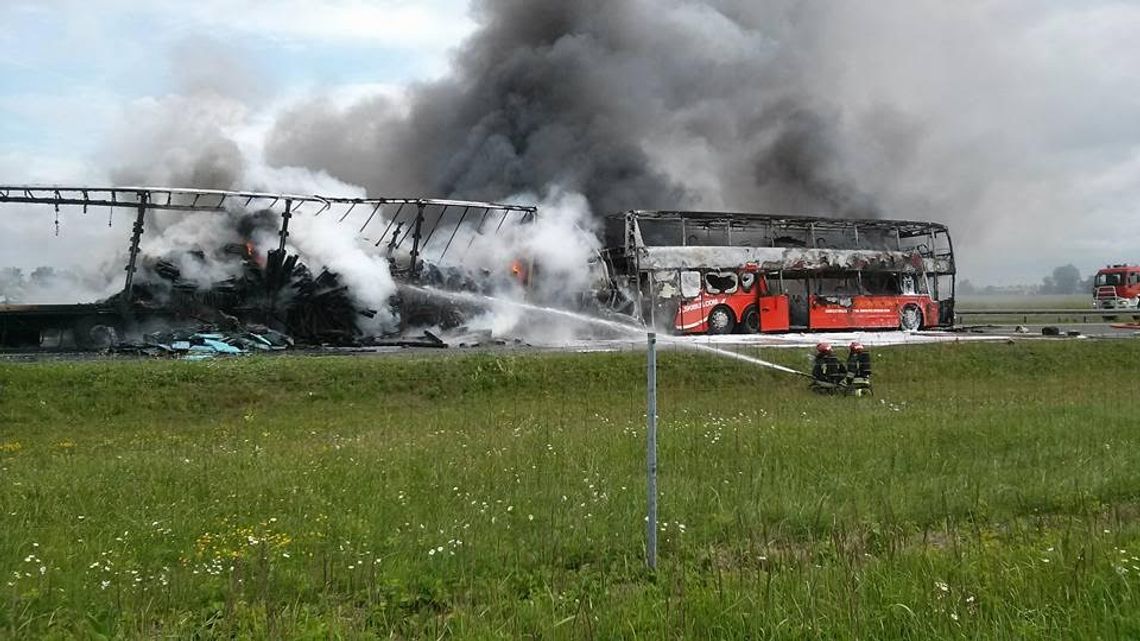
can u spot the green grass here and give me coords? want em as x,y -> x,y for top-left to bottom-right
956,294 -> 1090,310
1,341 -> 1140,639
955,294 -> 1116,326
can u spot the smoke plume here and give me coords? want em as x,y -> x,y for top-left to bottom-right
9,0 -> 1136,300
254,0 -> 1140,283
263,0 -> 884,217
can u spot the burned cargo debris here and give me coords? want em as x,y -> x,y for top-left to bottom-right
116,243 -> 383,346
0,187 -> 537,350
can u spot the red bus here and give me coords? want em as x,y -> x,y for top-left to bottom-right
601,210 -> 955,334
673,266 -> 940,333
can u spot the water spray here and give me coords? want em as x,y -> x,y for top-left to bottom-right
404,285 -> 812,379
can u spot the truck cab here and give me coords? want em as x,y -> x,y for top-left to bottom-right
1093,264 -> 1140,312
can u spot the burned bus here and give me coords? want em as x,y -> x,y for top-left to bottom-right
601,210 -> 955,334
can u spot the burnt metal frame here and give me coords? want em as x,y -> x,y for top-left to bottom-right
606,209 -> 956,327
0,186 -> 538,301
621,209 -> 950,238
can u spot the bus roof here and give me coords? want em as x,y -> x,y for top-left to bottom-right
615,209 -> 949,236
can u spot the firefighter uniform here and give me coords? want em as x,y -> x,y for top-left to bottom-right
811,345 -> 847,385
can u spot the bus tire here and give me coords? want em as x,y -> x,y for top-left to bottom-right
707,306 -> 736,335
741,306 -> 760,334
900,304 -> 923,331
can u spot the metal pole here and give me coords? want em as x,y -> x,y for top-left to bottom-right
278,199 -> 292,254
410,203 -> 426,276
646,331 -> 658,570
122,192 -> 149,303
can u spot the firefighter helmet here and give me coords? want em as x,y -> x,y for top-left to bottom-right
816,342 -> 832,354
849,341 -> 865,352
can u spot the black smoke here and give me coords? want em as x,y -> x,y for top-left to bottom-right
264,0 -> 879,217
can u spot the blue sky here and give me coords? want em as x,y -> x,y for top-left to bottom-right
0,0 -> 472,180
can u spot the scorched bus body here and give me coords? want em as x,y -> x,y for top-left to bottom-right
601,210 -> 955,334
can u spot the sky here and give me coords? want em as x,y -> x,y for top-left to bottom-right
1,0 -> 1138,287
0,0 -> 472,179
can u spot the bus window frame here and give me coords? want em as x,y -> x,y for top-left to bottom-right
680,271 -> 701,298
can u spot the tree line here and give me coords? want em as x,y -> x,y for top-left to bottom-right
959,264 -> 1095,296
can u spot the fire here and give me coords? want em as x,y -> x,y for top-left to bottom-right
510,259 -> 528,285
244,241 -> 266,268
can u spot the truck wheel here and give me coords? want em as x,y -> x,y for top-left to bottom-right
72,316 -> 119,350
441,307 -> 466,330
899,305 -> 923,331
741,306 -> 760,334
707,306 -> 736,335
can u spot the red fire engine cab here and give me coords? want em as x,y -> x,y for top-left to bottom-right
1092,264 -> 1140,314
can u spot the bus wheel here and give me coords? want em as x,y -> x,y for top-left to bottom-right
741,306 -> 760,334
707,306 -> 736,334
899,305 -> 923,331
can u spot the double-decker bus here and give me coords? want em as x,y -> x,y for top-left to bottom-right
601,210 -> 955,334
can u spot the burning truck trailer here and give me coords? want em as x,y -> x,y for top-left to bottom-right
599,210 -> 956,335
0,186 -> 537,351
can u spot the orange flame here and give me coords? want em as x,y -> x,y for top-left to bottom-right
510,259 -> 528,285
245,241 -> 266,268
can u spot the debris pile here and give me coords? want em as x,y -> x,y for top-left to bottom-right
117,325 -> 294,360
111,242 -> 390,347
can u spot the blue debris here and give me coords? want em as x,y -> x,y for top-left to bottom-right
130,325 -> 295,360
202,339 -> 243,354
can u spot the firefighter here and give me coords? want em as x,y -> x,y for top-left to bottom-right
846,342 -> 871,380
845,341 -> 873,396
811,342 -> 846,388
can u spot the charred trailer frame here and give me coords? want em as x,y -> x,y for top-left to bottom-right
0,186 -> 537,348
600,210 -> 956,334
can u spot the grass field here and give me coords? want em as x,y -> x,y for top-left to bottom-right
2,341 -> 1140,639
956,294 -> 1135,325
956,294 -> 1090,310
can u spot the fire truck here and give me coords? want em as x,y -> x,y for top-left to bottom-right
601,210 -> 955,334
1092,264 -> 1140,315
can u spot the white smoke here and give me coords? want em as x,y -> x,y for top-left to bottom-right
286,213 -> 398,331
451,189 -> 604,341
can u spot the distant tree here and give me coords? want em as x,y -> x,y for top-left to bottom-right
0,267 -> 25,301
1,267 -> 23,283
30,266 -> 56,284
958,279 -> 977,295
1050,264 -> 1081,294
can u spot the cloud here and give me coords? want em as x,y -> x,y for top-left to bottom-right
173,0 -> 475,49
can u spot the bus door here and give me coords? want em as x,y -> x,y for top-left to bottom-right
757,272 -> 790,332
674,270 -> 707,333
784,275 -> 810,329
